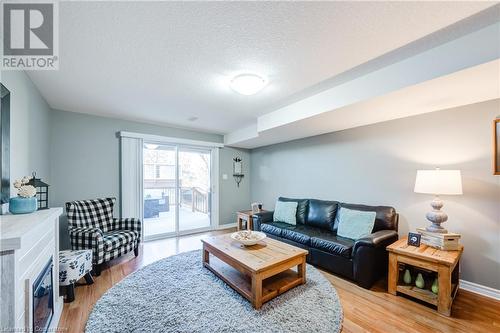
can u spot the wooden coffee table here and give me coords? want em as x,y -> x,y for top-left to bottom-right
201,234 -> 308,309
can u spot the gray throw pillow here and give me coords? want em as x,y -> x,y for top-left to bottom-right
337,207 -> 376,240
273,201 -> 298,225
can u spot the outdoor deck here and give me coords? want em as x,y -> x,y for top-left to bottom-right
144,206 -> 210,238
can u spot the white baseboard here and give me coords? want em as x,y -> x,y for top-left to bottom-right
460,279 -> 500,300
216,223 -> 237,230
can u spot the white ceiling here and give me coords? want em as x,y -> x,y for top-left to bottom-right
232,60 -> 500,148
26,1 -> 496,135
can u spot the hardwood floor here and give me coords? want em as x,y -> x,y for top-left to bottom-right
58,229 -> 500,333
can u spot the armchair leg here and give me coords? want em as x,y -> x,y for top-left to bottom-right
83,272 -> 94,285
134,246 -> 139,257
92,263 -> 103,277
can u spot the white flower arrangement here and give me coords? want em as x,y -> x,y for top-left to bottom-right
13,176 -> 37,198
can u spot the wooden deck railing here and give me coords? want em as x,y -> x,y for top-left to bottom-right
191,187 -> 208,213
145,186 -> 209,214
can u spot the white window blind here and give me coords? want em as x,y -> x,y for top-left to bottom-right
120,136 -> 143,224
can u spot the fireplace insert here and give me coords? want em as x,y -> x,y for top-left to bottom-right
32,257 -> 54,333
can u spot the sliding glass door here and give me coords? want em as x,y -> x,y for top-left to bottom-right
143,143 -> 213,240
143,144 -> 177,238
178,148 -> 211,232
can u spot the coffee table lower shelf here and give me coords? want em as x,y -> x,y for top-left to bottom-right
203,255 -> 305,309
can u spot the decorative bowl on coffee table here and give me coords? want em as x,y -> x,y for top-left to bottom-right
231,231 -> 266,246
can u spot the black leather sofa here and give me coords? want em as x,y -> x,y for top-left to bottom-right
252,197 -> 399,289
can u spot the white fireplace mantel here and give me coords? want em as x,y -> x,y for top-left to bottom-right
0,208 -> 64,332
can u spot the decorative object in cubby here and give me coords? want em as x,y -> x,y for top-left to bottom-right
403,269 -> 412,284
415,273 -> 425,289
232,156 -> 244,187
27,172 -> 50,210
432,278 -> 439,294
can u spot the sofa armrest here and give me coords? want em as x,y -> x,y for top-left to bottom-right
251,211 -> 274,231
353,230 -> 398,254
352,230 -> 398,288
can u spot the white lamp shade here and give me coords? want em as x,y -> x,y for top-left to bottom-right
414,169 -> 463,195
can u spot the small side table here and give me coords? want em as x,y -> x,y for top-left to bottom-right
236,210 -> 267,230
386,238 -> 463,316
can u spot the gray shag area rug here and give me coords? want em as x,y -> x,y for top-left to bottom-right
86,250 -> 343,333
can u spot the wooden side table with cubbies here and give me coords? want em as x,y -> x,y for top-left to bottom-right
386,238 -> 463,316
236,210 -> 268,230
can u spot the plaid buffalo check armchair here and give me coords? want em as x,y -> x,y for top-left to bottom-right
65,198 -> 142,275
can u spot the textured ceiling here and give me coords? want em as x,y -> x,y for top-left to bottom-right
26,1 -> 495,134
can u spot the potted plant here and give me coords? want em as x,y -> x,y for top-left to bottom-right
9,176 -> 38,214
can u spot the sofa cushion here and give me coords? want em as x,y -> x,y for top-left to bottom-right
273,201 -> 298,225
310,235 -> 354,259
280,224 -> 339,247
306,199 -> 338,231
278,197 -> 309,224
335,203 -> 397,232
280,224 -> 314,245
260,222 -> 290,237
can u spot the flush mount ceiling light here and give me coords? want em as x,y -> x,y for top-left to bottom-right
230,74 -> 267,95
144,144 -> 159,150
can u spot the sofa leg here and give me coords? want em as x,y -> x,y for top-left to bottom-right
92,263 -> 102,277
83,272 -> 94,285
134,247 -> 139,257
64,284 -> 75,303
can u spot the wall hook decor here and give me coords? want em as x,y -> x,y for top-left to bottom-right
233,156 -> 244,187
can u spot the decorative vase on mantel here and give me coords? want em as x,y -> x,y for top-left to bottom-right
9,176 -> 38,214
9,196 -> 37,214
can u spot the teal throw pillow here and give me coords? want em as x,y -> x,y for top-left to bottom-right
337,207 -> 376,240
273,201 -> 298,225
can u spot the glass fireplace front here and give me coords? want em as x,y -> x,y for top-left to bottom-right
32,257 -> 54,333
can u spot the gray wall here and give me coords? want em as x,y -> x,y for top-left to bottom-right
49,110 -> 250,248
250,99 -> 500,289
1,71 -> 51,197
219,146 -> 251,227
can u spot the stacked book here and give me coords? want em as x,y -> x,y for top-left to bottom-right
416,228 -> 461,250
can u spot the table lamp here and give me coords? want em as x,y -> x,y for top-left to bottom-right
414,168 -> 463,233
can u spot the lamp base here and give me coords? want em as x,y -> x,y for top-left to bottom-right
425,196 -> 449,233
426,223 -> 448,233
